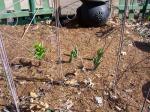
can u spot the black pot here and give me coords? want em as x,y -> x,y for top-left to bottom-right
77,2 -> 110,27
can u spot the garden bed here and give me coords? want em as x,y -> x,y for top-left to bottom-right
0,20 -> 149,112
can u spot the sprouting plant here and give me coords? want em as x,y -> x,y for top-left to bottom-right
69,48 -> 78,63
34,42 -> 46,60
93,48 -> 104,70
148,16 -> 150,21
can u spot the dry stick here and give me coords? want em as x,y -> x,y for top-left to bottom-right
114,0 -> 128,91
117,55 -> 150,85
114,56 -> 150,88
141,88 -> 150,112
21,1 -> 43,39
21,9 -> 39,39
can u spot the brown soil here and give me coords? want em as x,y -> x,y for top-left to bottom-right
0,20 -> 149,112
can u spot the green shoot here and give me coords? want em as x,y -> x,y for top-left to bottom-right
93,48 -> 104,70
148,16 -> 150,21
69,48 -> 78,63
34,42 -> 46,60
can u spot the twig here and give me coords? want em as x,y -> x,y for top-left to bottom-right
21,1 -> 43,39
21,9 -> 39,39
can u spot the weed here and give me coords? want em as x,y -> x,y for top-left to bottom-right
69,48 -> 78,63
34,42 -> 46,60
93,48 -> 104,70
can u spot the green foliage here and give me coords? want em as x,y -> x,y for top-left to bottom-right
148,15 -> 150,21
46,109 -> 55,112
69,48 -> 78,63
93,48 -> 104,70
34,42 -> 46,60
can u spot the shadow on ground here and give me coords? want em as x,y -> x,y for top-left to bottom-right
142,81 -> 150,101
134,41 -> 150,53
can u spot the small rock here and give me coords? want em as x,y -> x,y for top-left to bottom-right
125,89 -> 133,93
126,30 -> 130,34
78,91 -> 81,95
30,92 -> 38,98
81,67 -> 86,72
39,101 -> 45,106
115,106 -> 122,111
109,81 -> 115,88
95,96 -> 103,107
84,78 -> 94,88
44,103 -> 49,108
109,92 -> 118,100
63,100 -> 74,110
19,81 -> 27,85
30,98 -> 34,103
108,36 -> 113,39
46,20 -> 52,25
121,51 -> 127,56
65,79 -> 78,86
86,109 -> 91,112
103,91 -> 109,96
95,74 -> 101,78
128,43 -> 133,47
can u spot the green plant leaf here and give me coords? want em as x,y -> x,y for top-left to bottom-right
69,48 -> 78,63
46,109 -> 55,112
93,48 -> 104,70
34,42 -> 46,60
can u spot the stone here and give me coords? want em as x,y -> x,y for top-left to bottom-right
83,78 -> 94,88
121,51 -> 127,56
115,106 -> 122,111
95,96 -> 103,107
65,79 -> 78,86
30,92 -> 38,98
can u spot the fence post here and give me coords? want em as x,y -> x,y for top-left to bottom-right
142,0 -> 149,20
0,0 -> 5,12
29,0 -> 36,24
